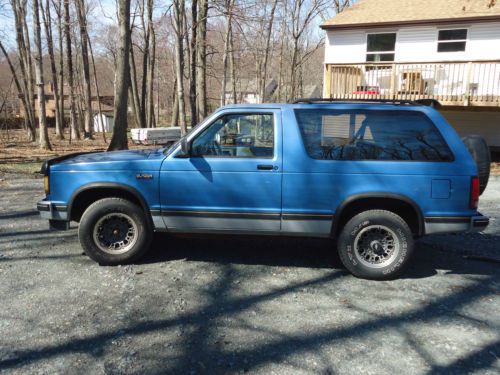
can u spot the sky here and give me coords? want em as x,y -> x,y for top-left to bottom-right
0,0 -> 118,49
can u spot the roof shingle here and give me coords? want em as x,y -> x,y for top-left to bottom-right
321,0 -> 500,28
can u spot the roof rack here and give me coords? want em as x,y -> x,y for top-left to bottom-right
291,98 -> 441,107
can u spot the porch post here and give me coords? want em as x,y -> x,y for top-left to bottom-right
323,64 -> 331,98
389,63 -> 397,100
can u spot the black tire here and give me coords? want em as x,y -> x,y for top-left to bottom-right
462,135 -> 491,195
78,198 -> 152,265
337,210 -> 414,280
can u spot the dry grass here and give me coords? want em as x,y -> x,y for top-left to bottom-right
1,128 -> 499,176
0,129 -> 156,174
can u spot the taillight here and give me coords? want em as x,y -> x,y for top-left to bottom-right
470,176 -> 480,209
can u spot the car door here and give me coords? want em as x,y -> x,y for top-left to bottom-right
159,109 -> 282,232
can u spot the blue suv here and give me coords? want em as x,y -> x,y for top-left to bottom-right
38,100 -> 490,280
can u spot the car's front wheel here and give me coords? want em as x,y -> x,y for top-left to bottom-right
78,198 -> 152,265
337,210 -> 414,280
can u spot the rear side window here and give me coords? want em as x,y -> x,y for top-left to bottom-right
294,109 -> 453,161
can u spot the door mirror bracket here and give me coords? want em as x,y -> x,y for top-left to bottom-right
180,138 -> 191,156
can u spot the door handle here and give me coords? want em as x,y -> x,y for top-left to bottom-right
257,164 -> 274,170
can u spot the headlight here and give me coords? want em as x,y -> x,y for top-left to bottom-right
44,175 -> 50,194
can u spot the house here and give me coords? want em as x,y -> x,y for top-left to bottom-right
18,82 -> 114,120
321,0 -> 500,149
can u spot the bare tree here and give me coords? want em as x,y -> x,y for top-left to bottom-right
333,0 -> 351,13
52,0 -> 65,138
10,0 -> 36,141
129,38 -> 143,128
172,0 -> 187,134
220,0 -> 235,105
145,0 -> 156,128
108,0 -> 131,150
64,0 -> 80,140
76,0 -> 93,139
258,0 -> 278,103
0,40 -> 31,135
187,0 -> 198,126
88,36 -> 106,142
196,0 -> 208,119
41,0 -> 64,139
33,0 -> 51,149
289,0 -> 327,100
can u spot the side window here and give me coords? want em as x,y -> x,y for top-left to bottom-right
437,29 -> 467,52
191,113 -> 274,158
294,109 -> 453,162
366,33 -> 396,62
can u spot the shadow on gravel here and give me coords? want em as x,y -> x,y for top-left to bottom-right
0,228 -> 55,238
144,233 -> 341,270
0,261 -> 498,374
0,210 -> 39,220
1,211 -> 498,373
142,233 -> 499,279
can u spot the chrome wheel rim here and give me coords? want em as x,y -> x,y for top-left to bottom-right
93,213 -> 138,254
353,225 -> 400,268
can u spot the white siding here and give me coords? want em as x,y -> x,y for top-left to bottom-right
441,110 -> 500,147
468,22 -> 500,60
325,30 -> 366,63
324,22 -> 500,64
396,26 -> 438,62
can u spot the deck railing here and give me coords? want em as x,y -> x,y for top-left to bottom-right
323,60 -> 500,107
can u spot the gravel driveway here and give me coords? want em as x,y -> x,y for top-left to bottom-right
0,173 -> 499,375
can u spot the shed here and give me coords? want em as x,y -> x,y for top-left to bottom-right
93,113 -> 114,132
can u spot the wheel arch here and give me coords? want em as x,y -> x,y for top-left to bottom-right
332,193 -> 424,238
68,183 -> 152,225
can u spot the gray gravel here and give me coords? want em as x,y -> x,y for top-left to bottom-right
0,172 -> 499,375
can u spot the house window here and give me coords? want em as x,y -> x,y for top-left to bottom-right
437,29 -> 467,52
366,33 -> 396,62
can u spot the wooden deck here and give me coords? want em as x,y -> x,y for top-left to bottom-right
323,61 -> 500,108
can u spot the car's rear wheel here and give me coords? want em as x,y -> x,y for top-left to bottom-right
78,198 -> 152,265
337,210 -> 414,280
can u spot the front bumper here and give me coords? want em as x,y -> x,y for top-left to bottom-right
37,200 -> 70,230
424,215 -> 489,235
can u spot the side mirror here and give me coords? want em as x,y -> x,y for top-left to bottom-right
180,138 -> 191,156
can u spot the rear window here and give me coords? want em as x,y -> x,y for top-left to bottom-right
294,109 -> 453,161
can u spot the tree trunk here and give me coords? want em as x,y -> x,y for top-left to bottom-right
259,0 -> 278,103
146,22 -> 156,128
173,0 -> 187,135
139,0 -> 151,129
220,0 -> 233,106
196,0 -> 207,119
76,0 -> 93,139
171,77 -> 179,127
129,46 -> 143,128
11,0 -> 36,141
188,0 -> 197,126
64,0 -> 80,140
21,2 -> 36,139
41,0 -> 63,139
33,0 -> 51,149
290,37 -> 299,101
88,37 -> 106,143
108,0 -> 131,151
55,0 -> 65,138
229,23 -> 236,104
